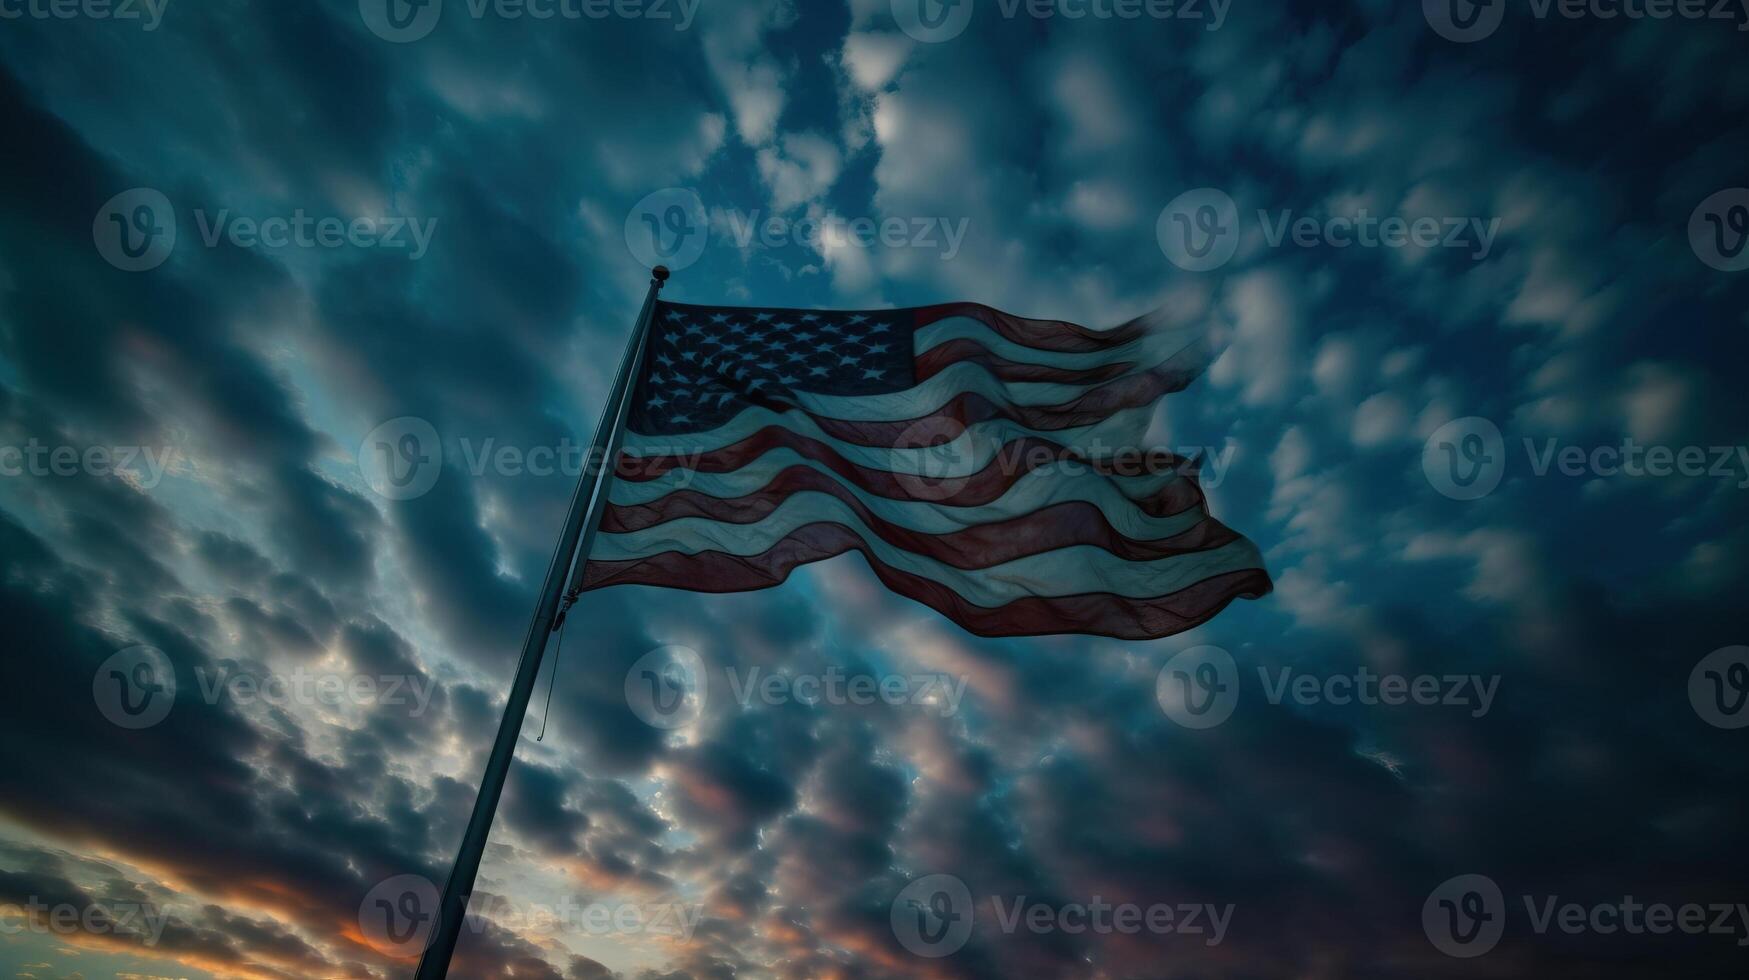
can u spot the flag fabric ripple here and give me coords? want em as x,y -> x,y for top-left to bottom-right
579,300 -> 1272,639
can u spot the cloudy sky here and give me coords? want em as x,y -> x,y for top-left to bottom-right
2,0 -> 1748,977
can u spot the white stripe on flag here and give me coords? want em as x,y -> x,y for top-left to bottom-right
592,497 -> 1264,606
912,315 -> 1203,370
786,351 -> 1203,424
620,406 -> 1158,473
607,462 -> 1206,540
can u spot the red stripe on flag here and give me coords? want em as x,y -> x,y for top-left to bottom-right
600,478 -> 1235,570
911,302 -> 1151,353
581,523 -> 1271,640
913,337 -> 1135,385
617,432 -> 1206,516
810,354 -> 1206,445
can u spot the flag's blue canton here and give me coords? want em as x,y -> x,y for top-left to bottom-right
629,303 -> 918,435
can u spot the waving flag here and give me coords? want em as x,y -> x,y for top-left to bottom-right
578,300 -> 1271,639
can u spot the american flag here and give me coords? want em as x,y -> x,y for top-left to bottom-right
578,300 -> 1271,639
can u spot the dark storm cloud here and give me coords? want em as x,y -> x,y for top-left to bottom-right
503,762 -> 592,856
664,737 -> 799,851
0,65 -> 383,591
0,4 -> 705,971
0,520 -> 398,960
195,529 -> 278,584
376,453 -> 535,661
0,858 -> 339,979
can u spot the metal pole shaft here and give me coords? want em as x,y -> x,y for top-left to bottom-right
413,267 -> 667,980
562,298 -> 659,601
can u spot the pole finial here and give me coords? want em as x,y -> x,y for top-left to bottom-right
651,265 -> 670,286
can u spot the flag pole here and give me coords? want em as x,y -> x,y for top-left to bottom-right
560,281 -> 662,606
413,265 -> 668,980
